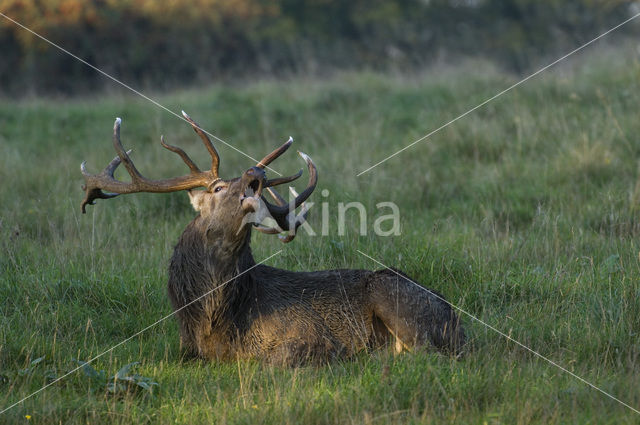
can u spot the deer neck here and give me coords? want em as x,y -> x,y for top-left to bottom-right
208,230 -> 256,283
190,216 -> 256,285
170,217 -> 257,315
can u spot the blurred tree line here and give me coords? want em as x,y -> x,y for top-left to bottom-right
0,0 -> 636,94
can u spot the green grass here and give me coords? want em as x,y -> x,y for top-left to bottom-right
1,47 -> 640,423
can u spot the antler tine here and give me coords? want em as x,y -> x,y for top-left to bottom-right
84,146 -> 132,179
103,148 -> 130,177
257,137 -> 293,169
114,119 -> 143,178
265,169 -> 303,188
161,135 -> 201,174
181,111 -> 220,178
288,151 -> 317,207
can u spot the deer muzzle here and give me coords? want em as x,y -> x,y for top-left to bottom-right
240,167 -> 266,213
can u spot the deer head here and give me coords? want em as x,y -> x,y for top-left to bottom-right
80,112 -> 317,244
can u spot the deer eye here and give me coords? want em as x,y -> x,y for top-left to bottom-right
214,186 -> 224,193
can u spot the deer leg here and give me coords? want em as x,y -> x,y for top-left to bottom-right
366,269 -> 465,355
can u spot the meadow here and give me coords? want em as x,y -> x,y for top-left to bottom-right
1,45 -> 640,424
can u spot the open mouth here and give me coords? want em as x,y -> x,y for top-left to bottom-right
240,178 -> 264,213
248,179 -> 260,194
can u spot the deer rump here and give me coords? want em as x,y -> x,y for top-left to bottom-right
81,113 -> 465,366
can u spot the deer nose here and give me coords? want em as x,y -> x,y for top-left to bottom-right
243,167 -> 266,182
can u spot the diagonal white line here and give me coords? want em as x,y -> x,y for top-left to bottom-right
0,250 -> 283,415
356,11 -> 640,176
356,249 -> 640,415
0,12 -> 283,176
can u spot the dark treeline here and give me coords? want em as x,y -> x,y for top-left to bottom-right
0,0 -> 636,95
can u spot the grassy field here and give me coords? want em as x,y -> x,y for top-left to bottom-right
1,46 -> 640,424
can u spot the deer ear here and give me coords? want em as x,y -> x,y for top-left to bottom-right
188,190 -> 208,212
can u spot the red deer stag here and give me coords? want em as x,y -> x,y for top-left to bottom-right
80,113 -> 465,365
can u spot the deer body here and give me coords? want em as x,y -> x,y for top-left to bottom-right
81,114 -> 465,365
167,209 -> 464,365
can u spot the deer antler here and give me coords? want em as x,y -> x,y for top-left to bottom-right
254,186 -> 312,243
253,143 -> 317,243
80,112 -> 219,213
81,114 -> 317,243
